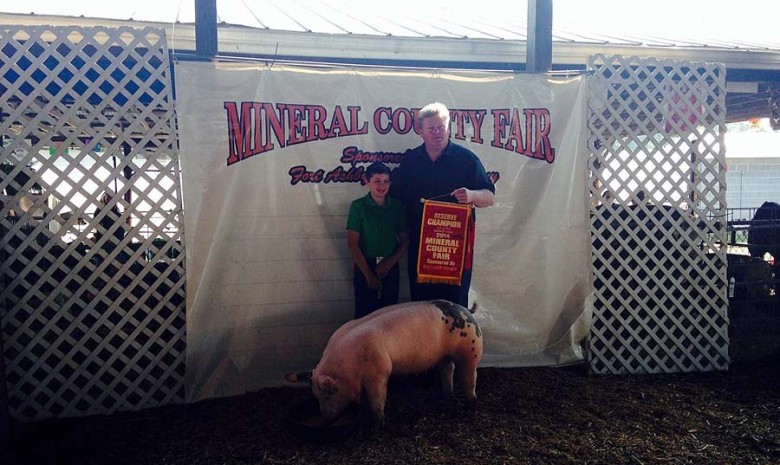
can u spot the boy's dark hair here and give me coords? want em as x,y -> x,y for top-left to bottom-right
365,162 -> 391,180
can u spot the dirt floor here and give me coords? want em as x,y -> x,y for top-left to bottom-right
2,344 -> 779,465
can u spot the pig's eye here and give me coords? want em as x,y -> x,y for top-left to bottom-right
322,385 -> 337,398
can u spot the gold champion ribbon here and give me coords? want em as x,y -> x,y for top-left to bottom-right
416,200 -> 472,285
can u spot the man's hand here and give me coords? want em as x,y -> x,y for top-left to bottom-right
451,187 -> 495,207
451,187 -> 472,204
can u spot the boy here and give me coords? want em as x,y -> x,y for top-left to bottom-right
346,162 -> 409,319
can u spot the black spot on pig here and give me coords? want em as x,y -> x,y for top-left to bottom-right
431,299 -> 482,338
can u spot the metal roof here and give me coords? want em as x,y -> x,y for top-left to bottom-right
4,1 -> 780,48
1,0 -> 779,123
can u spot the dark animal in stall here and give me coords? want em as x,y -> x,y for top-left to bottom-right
748,201 -> 780,293
748,202 -> 780,261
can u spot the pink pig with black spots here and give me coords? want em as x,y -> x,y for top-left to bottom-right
307,299 -> 483,425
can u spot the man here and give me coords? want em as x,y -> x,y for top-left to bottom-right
391,102 -> 495,307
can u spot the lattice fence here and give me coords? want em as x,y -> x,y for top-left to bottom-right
0,26 -> 185,421
587,55 -> 729,374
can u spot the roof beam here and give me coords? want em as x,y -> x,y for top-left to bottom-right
526,0 -> 552,72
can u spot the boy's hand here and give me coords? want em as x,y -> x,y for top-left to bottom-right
365,272 -> 381,289
375,261 -> 392,279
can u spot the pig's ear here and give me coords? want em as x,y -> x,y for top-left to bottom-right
284,371 -> 312,384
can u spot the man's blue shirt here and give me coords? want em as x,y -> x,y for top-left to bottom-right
391,140 -> 495,236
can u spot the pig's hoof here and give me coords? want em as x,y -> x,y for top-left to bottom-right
362,408 -> 385,430
464,399 -> 478,417
365,417 -> 385,433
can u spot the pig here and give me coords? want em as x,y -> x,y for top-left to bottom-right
305,299 -> 483,425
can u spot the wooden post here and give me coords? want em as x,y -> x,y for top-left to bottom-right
0,323 -> 10,446
0,113 -> 9,446
526,0 -> 553,73
195,0 -> 218,57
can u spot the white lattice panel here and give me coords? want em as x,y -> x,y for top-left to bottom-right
587,55 -> 729,374
0,25 -> 185,421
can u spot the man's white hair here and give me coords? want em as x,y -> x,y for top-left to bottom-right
416,102 -> 450,128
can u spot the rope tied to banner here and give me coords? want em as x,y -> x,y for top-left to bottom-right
419,193 -> 454,203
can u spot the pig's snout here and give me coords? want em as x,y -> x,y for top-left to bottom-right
318,400 -> 344,422
313,373 -> 356,421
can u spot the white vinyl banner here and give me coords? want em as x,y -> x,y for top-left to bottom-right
175,61 -> 592,402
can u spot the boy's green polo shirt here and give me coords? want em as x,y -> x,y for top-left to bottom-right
346,194 -> 407,258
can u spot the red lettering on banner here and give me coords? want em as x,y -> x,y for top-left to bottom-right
224,102 -> 290,164
253,103 -> 280,155
451,109 -> 487,144
372,107 -> 419,135
325,165 -> 366,183
287,104 -> 306,145
491,109 -> 510,150
288,165 -> 324,185
264,103 -> 286,151
224,101 -> 251,165
392,107 -> 416,134
490,107 -> 555,163
306,105 -> 328,142
348,106 -> 370,136
224,102 -> 555,168
505,108 -> 527,155
326,106 -> 349,138
224,102 -> 370,165
373,107 -> 393,134
340,146 -> 404,167
526,108 -> 555,163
